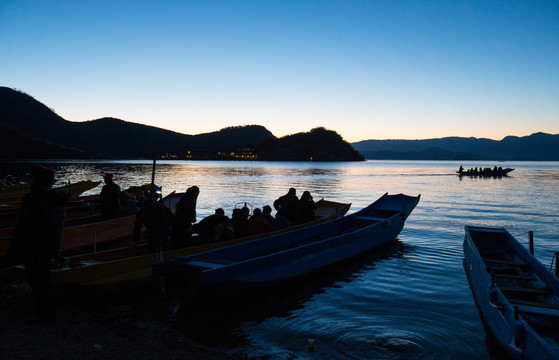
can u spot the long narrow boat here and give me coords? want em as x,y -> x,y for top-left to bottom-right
154,193 -> 420,289
0,189 -> 173,256
457,168 -> 514,177
0,214 -> 138,256
0,201 -> 102,235
0,180 -> 101,207
463,225 -> 559,360
37,199 -> 350,291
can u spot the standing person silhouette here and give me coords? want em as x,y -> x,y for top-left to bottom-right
100,173 -> 121,219
11,165 -> 67,324
133,194 -> 174,252
171,186 -> 200,247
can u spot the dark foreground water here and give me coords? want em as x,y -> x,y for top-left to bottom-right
2,160 -> 558,359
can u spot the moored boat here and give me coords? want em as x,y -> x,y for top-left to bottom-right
0,213 -> 139,257
154,193 -> 420,289
5,199 -> 350,292
0,200 -> 102,234
463,225 -> 559,360
0,188 -> 173,255
0,180 -> 101,207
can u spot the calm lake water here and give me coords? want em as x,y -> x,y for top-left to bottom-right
2,160 -> 558,359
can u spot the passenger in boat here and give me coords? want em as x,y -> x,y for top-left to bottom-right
9,165 -> 68,324
248,208 -> 272,235
231,208 -> 249,238
171,186 -> 199,247
100,173 -> 121,219
274,213 -> 290,230
298,191 -> 317,223
262,205 -> 276,228
273,188 -> 299,223
458,165 -> 464,173
133,194 -> 174,252
192,208 -> 233,243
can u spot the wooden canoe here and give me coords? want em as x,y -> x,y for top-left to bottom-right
0,214 -> 138,257
29,199 -> 350,291
155,193 -> 420,289
463,225 -> 559,360
0,200 -> 102,233
0,191 -> 181,256
0,180 -> 101,207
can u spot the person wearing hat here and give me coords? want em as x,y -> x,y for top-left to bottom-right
10,165 -> 68,324
100,173 -> 121,219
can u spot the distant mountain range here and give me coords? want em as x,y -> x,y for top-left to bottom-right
352,133 -> 559,161
0,87 -> 363,161
1,87 -> 557,161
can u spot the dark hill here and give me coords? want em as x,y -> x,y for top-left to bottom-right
258,127 -> 364,161
0,87 -> 361,161
0,87 -> 275,159
0,124 -> 89,159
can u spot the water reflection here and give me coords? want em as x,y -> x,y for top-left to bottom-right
175,240 -> 406,351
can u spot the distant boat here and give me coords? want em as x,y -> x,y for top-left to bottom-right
457,168 -> 514,177
154,193 -> 420,290
463,225 -> 559,360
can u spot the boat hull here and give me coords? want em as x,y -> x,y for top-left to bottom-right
12,199 -> 350,292
0,180 -> 101,207
463,225 -> 559,360
157,193 -> 420,288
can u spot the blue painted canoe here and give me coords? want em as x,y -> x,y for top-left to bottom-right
154,193 -> 420,288
463,225 -> 559,360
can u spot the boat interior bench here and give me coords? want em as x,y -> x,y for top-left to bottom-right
178,258 -> 235,270
516,304 -> 559,317
354,216 -> 386,222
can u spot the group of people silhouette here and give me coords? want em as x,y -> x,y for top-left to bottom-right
193,187 -> 318,244
130,184 -> 318,253
458,165 -> 504,175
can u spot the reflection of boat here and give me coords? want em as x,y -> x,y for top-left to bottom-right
0,180 -> 101,207
11,199 -> 350,291
155,193 -> 420,289
457,168 -> 514,177
463,225 -> 559,360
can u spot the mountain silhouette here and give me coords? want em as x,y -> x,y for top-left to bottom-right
352,133 -> 559,161
0,87 -> 362,160
3,87 -> 555,161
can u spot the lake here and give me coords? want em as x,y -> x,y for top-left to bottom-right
2,159 -> 558,359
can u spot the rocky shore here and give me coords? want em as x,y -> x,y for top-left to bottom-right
0,279 -> 253,360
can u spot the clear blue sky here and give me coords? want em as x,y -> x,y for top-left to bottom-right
1,1 -> 558,142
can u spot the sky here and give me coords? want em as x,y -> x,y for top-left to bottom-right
1,1 -> 558,142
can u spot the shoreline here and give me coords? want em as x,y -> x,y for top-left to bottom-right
0,279 -> 252,359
